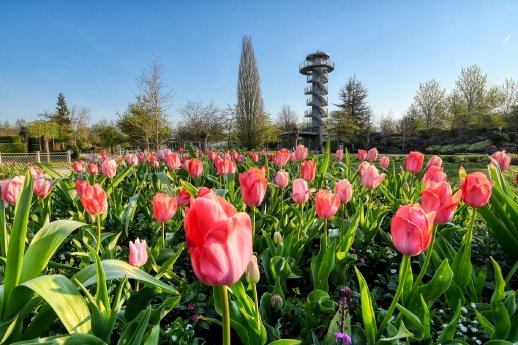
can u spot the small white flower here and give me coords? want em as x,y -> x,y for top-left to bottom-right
439,309 -> 444,314
172,335 -> 177,342
165,328 -> 171,334
461,306 -> 468,313
459,324 -> 467,332
470,327 -> 478,332
471,302 -> 476,309
186,324 -> 192,330
442,323 -> 448,328
390,269 -> 396,274
476,340 -> 482,345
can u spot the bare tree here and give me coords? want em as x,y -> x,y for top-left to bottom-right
135,57 -> 173,149
276,105 -> 299,132
498,77 -> 518,117
178,100 -> 225,151
412,79 -> 447,130
69,105 -> 91,145
236,36 -> 265,149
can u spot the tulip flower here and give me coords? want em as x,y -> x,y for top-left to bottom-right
33,178 -> 52,199
188,159 -> 203,179
357,149 -> 367,161
301,160 -> 316,182
184,188 -> 252,286
250,152 -> 259,163
357,161 -> 370,175
129,238 -> 148,267
292,178 -> 313,204
360,164 -> 386,189
379,155 -> 390,169
88,163 -> 99,175
1,175 -> 24,206
335,179 -> 353,204
175,188 -> 190,207
152,193 -> 177,223
516,172 -> 518,184
75,179 -> 90,198
101,159 -> 117,178
125,154 -> 138,166
294,144 -> 308,161
423,166 -> 447,183
164,153 -> 181,170
137,152 -> 146,164
391,203 -> 435,256
71,160 -> 85,173
460,172 -> 494,208
366,148 -> 378,161
275,169 -> 289,189
335,149 -> 344,162
29,166 -> 44,179
81,183 -> 108,216
239,167 -> 268,208
426,155 -> 442,169
274,148 -> 290,167
315,189 -> 340,219
491,151 -> 511,172
405,151 -> 424,174
421,181 -> 462,224
246,255 -> 260,285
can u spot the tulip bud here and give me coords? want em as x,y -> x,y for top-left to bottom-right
273,231 -> 283,245
403,182 -> 410,194
246,255 -> 260,284
271,293 -> 283,310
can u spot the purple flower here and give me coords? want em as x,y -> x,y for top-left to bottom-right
335,332 -> 352,344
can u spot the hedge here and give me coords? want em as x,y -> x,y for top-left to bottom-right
0,143 -> 28,153
0,136 -> 22,144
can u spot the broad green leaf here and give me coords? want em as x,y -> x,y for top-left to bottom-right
414,259 -> 453,306
379,321 -> 413,342
395,304 -> 424,334
354,267 -> 376,345
490,257 -> 505,306
20,220 -> 85,283
35,164 -> 64,179
105,164 -> 133,197
268,340 -> 301,345
72,259 -> 177,295
12,333 -> 106,344
452,226 -> 473,289
474,309 -> 494,337
492,302 -> 511,340
14,275 -> 91,334
3,171 -> 33,313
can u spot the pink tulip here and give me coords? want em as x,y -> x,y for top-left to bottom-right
177,188 -> 191,207
88,163 -> 99,175
188,159 -> 204,178
164,153 -> 181,170
491,151 -> 511,172
335,150 -> 344,162
292,178 -> 314,204
360,164 -> 386,189
405,151 -> 425,174
426,155 -> 442,169
101,159 -> 117,178
81,183 -> 108,216
71,160 -> 85,173
423,166 -> 447,183
75,179 -> 90,198
274,149 -> 290,167
335,179 -> 353,204
366,148 -> 378,162
461,172 -> 494,208
315,189 -> 340,219
239,167 -> 268,208
29,166 -> 44,179
391,204 -> 435,256
358,149 -> 367,161
129,238 -> 148,267
33,178 -> 52,199
152,193 -> 177,223
1,175 -> 24,205
421,181 -> 462,224
379,156 -> 390,169
301,160 -> 316,182
294,144 -> 308,161
275,170 -> 289,188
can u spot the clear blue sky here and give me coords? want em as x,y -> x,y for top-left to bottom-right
0,1 -> 516,125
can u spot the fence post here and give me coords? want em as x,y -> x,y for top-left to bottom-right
67,150 -> 72,164
0,152 -> 2,164
36,151 -> 41,163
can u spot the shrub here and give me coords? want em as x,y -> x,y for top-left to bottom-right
0,135 -> 21,144
66,144 -> 80,160
0,143 -> 28,153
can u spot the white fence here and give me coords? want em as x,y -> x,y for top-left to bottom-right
0,151 -> 71,165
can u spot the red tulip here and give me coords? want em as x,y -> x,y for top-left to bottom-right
358,149 -> 367,161
88,163 -> 99,175
335,150 -> 344,162
274,148 -> 290,167
360,164 -> 386,189
301,160 -> 316,182
391,204 -> 435,256
179,147 -> 184,154
75,179 -> 90,198
152,193 -> 177,223
294,144 -> 308,161
129,238 -> 148,267
421,181 -> 462,224
1,175 -> 24,206
239,167 -> 268,207
184,189 -> 253,286
188,159 -> 203,178
292,178 -> 314,204
335,179 -> 353,204
164,153 -> 181,170
250,152 -> 259,163
33,178 -> 52,199
81,183 -> 108,216
405,151 -> 424,174
275,169 -> 289,188
379,156 -> 390,169
71,160 -> 85,173
366,148 -> 378,162
491,151 -> 511,172
315,189 -> 340,219
423,166 -> 447,183
426,155 -> 442,169
101,159 -> 117,178
460,172 -> 494,208
177,188 -> 191,207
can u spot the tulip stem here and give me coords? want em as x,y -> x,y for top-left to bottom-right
323,219 -> 328,247
412,224 -> 437,291
298,203 -> 304,240
161,222 -> 166,249
252,283 -> 261,332
376,255 -> 411,340
252,207 -> 256,238
218,285 -> 231,345
0,207 -> 6,258
96,215 -> 101,255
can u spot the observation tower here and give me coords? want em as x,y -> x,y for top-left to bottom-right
299,51 -> 334,152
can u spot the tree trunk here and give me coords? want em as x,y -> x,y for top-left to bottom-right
44,137 -> 51,163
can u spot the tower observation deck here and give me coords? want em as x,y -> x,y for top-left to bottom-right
299,51 -> 334,152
